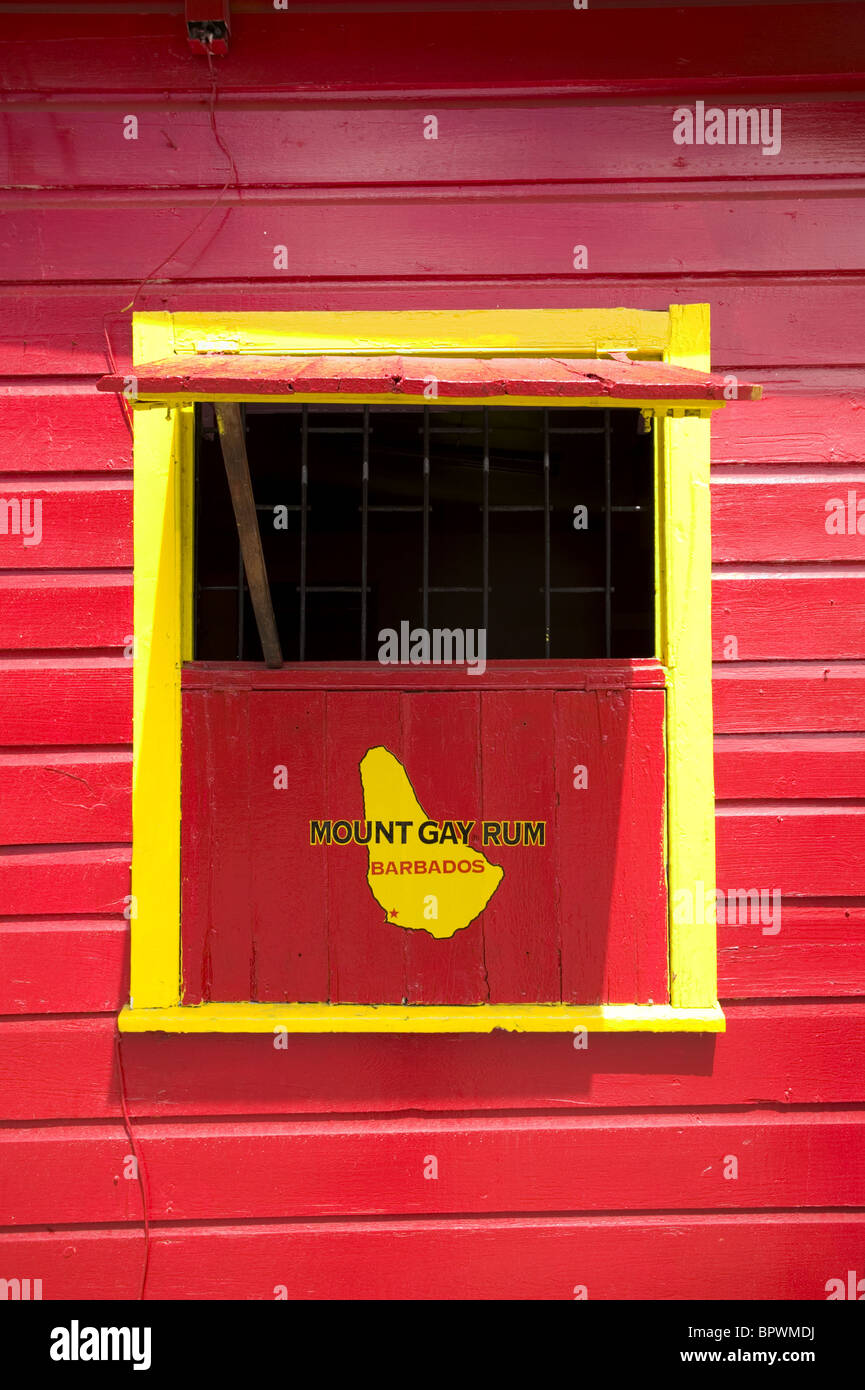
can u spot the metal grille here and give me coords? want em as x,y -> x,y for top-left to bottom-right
195,404 -> 654,664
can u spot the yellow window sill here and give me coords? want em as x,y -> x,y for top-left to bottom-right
118,1002 -> 726,1034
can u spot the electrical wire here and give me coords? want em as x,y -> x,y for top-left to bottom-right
121,45 -> 240,315
105,63 -> 241,1296
114,1028 -> 152,1301
102,40 -> 241,426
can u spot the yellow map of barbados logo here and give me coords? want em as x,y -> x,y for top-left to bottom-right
359,746 -> 504,939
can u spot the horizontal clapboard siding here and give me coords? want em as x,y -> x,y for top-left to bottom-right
1,1004 -> 864,1123
715,732 -> 865,798
712,571 -> 865,659
712,471 -> 865,561
0,845 -> 130,917
2,285 -> 865,375
718,903 -> 865,998
4,101 -> 864,188
2,1111 -> 864,1226
2,1212 -> 864,1300
713,663 -> 865,733
0,573 -> 131,649
716,805 -> 865,895
0,750 -> 131,844
0,394 -> 130,472
0,477 -> 131,567
4,3 -> 862,95
0,660 -> 131,744
712,392 -> 865,465
0,922 -> 128,1015
4,192 -> 864,280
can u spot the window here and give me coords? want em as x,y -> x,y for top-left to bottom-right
194,404 -> 655,664
99,306 -> 761,1033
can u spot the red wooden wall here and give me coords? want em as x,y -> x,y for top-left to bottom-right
1,0 -> 865,1299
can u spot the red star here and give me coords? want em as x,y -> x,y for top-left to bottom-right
389,908 -> 399,920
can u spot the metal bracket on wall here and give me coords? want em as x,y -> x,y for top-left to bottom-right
185,0 -> 230,54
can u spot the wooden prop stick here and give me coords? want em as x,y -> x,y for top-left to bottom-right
214,403 -> 283,668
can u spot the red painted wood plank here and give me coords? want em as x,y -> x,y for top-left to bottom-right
2,284 -> 863,376
712,662 -> 865,733
712,471 -> 865,563
0,845 -> 130,917
0,1125 -> 139,1228
718,902 -> 865,998
0,394 -> 130,471
3,1003 -> 865,1122
0,750 -> 131,844
557,688 -> 668,1005
716,805 -> 865,896
246,690 -> 330,1004
714,733 -> 865,799
0,921 -> 128,1014
141,1212 -> 865,1301
100,354 -> 759,402
0,477 -> 131,569
2,1211 -> 861,1301
3,1110 -> 864,1229
180,691 -> 213,1006
5,101 -> 865,189
182,659 -> 665,692
400,692 -> 489,1006
0,1018 -> 122,1121
200,690 -> 253,1002
712,393 -> 865,465
0,573 -> 131,650
712,572 -> 865,661
0,1228 -> 140,1301
5,194 -> 864,281
2,5 -> 863,94
0,659 -> 131,745
480,691 -> 559,1004
323,691 -> 407,1005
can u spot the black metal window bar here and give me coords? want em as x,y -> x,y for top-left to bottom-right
195,404 -> 654,664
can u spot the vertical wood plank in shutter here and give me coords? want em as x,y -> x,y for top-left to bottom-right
481,690 -> 560,1003
180,690 -> 211,1006
556,688 -> 668,1005
246,690 -> 329,1004
187,688 -> 255,1003
324,691 -> 406,1004
401,690 -> 488,1004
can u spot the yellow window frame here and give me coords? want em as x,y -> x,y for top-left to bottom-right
121,304 -> 723,1034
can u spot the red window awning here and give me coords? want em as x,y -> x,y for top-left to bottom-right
97,354 -> 762,402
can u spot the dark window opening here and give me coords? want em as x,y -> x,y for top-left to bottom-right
194,404 -> 655,663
